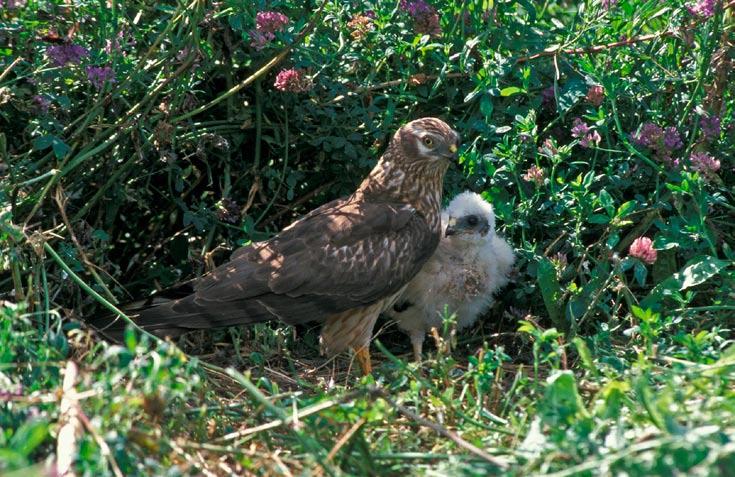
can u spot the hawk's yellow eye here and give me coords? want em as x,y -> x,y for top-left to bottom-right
422,136 -> 434,147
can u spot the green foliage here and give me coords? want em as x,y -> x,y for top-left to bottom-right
0,304 -> 203,475
536,257 -> 566,332
1,0 -> 734,475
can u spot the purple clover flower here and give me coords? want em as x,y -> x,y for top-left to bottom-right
273,68 -> 312,93
538,138 -> 558,157
250,11 -> 290,50
347,14 -> 374,40
1,0 -> 27,9
632,122 -> 684,165
401,0 -> 432,16
571,118 -> 601,149
586,85 -> 605,106
249,30 -> 271,50
400,0 -> 442,36
46,44 -> 89,67
579,130 -> 601,148
522,165 -> 545,186
256,11 -> 289,32
700,115 -> 721,140
570,118 -> 590,138
104,30 -> 126,54
0,383 -> 23,400
629,237 -> 657,264
689,151 -> 720,176
33,95 -> 51,113
86,66 -> 116,90
663,126 -> 683,151
632,122 -> 663,148
552,252 -> 568,270
600,0 -> 618,9
688,0 -> 717,18
541,86 -> 556,110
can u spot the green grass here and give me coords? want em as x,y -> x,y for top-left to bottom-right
2,0 -> 734,475
2,302 -> 735,475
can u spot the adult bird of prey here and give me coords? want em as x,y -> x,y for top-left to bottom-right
386,191 -> 515,361
88,118 -> 460,374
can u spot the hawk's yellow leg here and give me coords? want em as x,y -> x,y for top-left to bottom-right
354,346 -> 372,375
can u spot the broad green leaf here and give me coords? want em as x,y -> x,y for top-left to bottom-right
595,381 -> 630,420
537,257 -> 566,332
652,248 -> 678,285
516,0 -> 537,22
630,305 -> 658,323
616,200 -> 637,218
556,77 -> 586,113
598,189 -> 614,216
32,135 -> 54,150
606,232 -> 620,249
541,371 -> 589,426
572,337 -> 595,372
0,450 -> 27,473
500,86 -> 523,97
649,7 -> 671,20
634,375 -> 667,430
642,256 -> 728,308
32,135 -> 70,159
52,139 -> 70,159
9,420 -> 48,457
480,95 -> 494,117
91,229 -> 110,241
705,344 -> 735,376
678,257 -> 727,288
633,261 -> 648,287
588,214 -> 610,224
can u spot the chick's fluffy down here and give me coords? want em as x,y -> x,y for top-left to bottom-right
387,192 -> 515,353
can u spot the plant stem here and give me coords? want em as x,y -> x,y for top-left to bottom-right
42,242 -> 160,342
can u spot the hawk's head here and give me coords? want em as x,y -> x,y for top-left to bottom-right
443,192 -> 496,242
395,117 -> 460,166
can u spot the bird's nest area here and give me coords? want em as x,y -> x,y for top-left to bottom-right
70,299 -> 535,396
131,305 -> 536,395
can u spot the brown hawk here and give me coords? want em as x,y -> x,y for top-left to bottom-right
386,191 -> 515,360
89,118 -> 460,374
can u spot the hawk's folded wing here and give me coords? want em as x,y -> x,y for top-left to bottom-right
104,199 -> 439,337
197,199 -> 437,318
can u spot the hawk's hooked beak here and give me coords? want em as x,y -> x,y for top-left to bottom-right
444,216 -> 458,237
441,134 -> 460,161
446,142 -> 459,161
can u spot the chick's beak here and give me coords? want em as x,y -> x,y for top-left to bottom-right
445,217 -> 458,237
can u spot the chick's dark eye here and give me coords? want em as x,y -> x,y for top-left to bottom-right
466,215 -> 478,226
422,136 -> 434,147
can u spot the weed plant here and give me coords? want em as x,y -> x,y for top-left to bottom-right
1,0 -> 734,475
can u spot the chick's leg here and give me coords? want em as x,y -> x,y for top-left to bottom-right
410,330 -> 424,362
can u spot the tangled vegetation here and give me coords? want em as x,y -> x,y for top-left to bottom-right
1,0 -> 734,475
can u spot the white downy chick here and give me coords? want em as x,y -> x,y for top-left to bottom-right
387,191 -> 515,360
